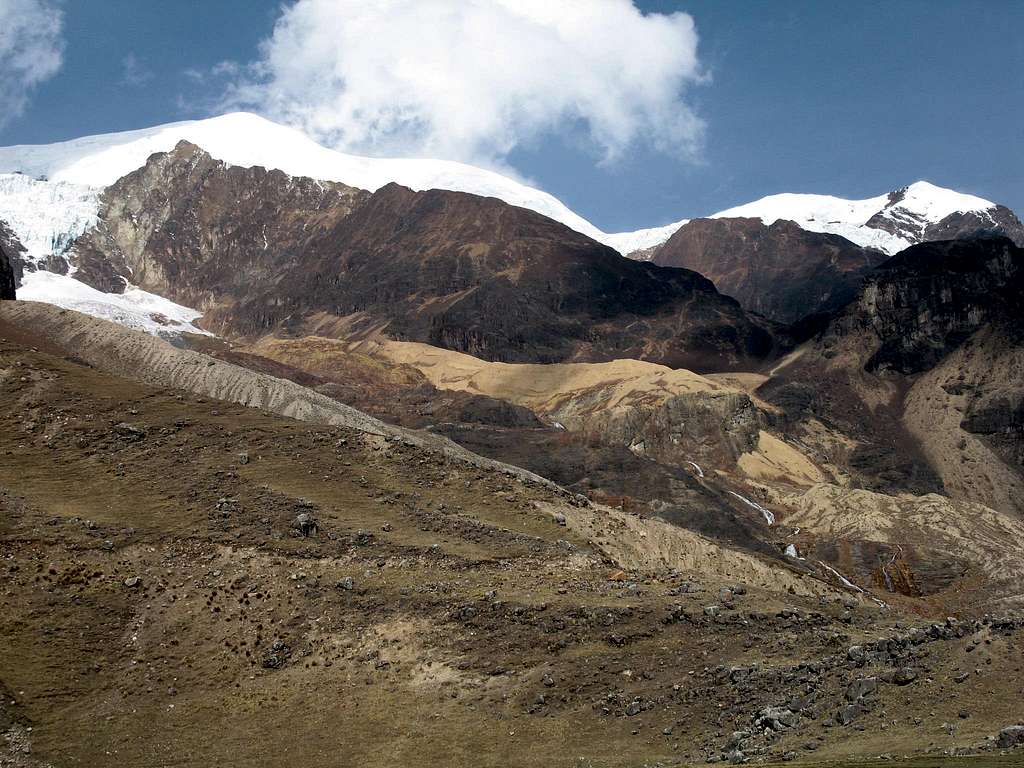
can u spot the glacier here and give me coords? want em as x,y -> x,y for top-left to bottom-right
0,173 -> 99,267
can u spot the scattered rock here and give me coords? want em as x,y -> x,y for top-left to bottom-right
845,677 -> 878,702
893,667 -> 918,686
262,639 -> 292,669
997,725 -> 1024,749
755,706 -> 798,731
836,703 -> 867,726
113,422 -> 146,441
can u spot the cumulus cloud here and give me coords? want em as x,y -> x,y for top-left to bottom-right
0,0 -> 64,127
226,0 -> 705,167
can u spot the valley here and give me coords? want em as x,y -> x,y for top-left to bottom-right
1,114 -> 1023,767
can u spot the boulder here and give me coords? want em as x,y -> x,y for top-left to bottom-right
845,677 -> 878,702
293,512 -> 317,537
997,725 -> 1024,749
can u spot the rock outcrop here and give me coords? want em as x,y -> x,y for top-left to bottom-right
69,142 -> 775,371
652,217 -> 887,323
762,236 -> 1024,515
831,236 -> 1024,375
71,140 -> 369,300
0,219 -> 23,298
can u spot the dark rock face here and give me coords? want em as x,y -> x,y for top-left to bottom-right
0,248 -> 14,300
651,217 -> 887,324
0,219 -> 24,297
761,236 -> 1024,504
834,237 -> 1024,375
234,183 -> 774,369
72,140 -> 369,302
72,142 -> 775,371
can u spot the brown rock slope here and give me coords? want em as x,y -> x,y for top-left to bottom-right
761,236 -> 1024,516
0,300 -> 567,490
4,304 -> 1024,766
71,140 -> 369,298
651,217 -> 887,323
239,328 -> 1024,615
70,142 -> 774,371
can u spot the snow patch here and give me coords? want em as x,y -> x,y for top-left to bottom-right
729,491 -> 775,526
17,271 -> 210,339
818,560 -> 888,608
603,218 -> 690,256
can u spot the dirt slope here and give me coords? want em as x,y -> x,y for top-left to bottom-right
3,316 -> 1024,766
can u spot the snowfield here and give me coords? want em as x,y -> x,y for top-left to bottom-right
0,112 -> 611,245
17,271 -> 210,339
710,181 -> 998,254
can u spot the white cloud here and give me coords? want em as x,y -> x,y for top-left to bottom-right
226,0 -> 705,167
0,0 -> 64,127
120,52 -> 154,87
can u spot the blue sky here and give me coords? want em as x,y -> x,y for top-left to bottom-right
2,0 -> 1022,231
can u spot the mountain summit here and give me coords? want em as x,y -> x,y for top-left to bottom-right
1,113 -> 1021,261
708,180 -> 1024,255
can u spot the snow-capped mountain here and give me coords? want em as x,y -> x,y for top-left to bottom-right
0,112 -> 1020,342
709,181 -> 1018,255
2,113 -> 1016,264
602,217 -> 691,256
0,112 -> 612,244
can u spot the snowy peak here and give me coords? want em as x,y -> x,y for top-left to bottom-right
709,180 -> 1019,254
882,180 -> 994,220
0,112 -> 608,243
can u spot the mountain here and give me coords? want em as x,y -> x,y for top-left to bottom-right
650,217 -> 888,323
634,183 -> 1024,325
0,111 -> 660,249
1,113 -> 1020,279
708,181 -> 1024,255
622,181 -> 1024,261
762,235 -> 1024,515
69,141 -> 774,370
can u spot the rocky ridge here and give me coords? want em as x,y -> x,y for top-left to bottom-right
651,217 -> 887,323
68,141 -> 775,371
